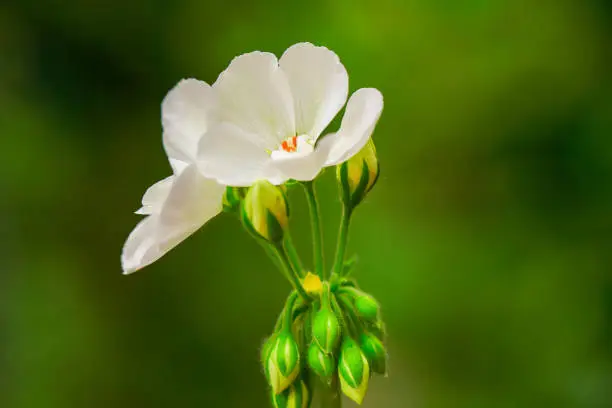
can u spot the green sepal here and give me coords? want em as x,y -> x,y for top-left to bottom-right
307,342 -> 335,382
337,161 -> 352,208
359,332 -> 388,375
351,158 -> 372,208
266,208 -> 285,243
337,157 -> 372,210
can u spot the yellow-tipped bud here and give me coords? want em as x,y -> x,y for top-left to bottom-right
272,379 -> 311,408
266,332 -> 301,394
337,139 -> 379,208
359,332 -> 388,375
242,180 -> 289,243
338,337 -> 370,404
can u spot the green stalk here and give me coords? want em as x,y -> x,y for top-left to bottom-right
302,181 -> 325,279
271,243 -> 310,302
284,233 -> 305,277
319,375 -> 342,408
332,205 -> 352,278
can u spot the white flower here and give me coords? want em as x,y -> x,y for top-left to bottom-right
122,80 -> 225,274
197,42 -> 384,186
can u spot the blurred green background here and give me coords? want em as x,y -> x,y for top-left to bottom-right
2,0 -> 612,407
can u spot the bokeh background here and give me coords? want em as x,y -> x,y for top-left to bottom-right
2,1 -> 612,407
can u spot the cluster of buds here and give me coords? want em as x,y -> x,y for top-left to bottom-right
261,278 -> 387,406
232,141 -> 383,407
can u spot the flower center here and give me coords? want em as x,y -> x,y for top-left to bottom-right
281,136 -> 298,153
270,135 -> 314,161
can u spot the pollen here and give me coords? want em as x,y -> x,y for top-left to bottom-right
281,136 -> 298,153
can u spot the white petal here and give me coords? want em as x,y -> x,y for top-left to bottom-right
135,176 -> 174,215
121,166 -> 224,274
121,216 -> 162,274
213,51 -> 295,149
162,79 -> 216,167
280,43 -> 348,140
159,164 -> 225,228
198,122 -> 285,186
271,135 -> 336,181
121,215 -> 208,274
324,88 -> 384,166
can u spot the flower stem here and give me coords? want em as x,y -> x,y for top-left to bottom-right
319,375 -> 342,408
284,233 -> 305,277
332,205 -> 352,278
271,243 -> 310,302
302,181 -> 325,279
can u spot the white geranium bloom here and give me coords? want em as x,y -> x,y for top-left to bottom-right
197,42 -> 384,186
122,80 -> 225,274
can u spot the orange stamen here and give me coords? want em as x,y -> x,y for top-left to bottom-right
281,136 -> 298,153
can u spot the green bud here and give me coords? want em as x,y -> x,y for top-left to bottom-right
312,307 -> 341,354
337,139 -> 379,208
222,186 -> 246,213
338,337 -> 370,405
272,379 -> 311,408
261,334 -> 278,368
307,342 -> 335,381
266,332 -> 301,394
341,288 -> 380,322
359,332 -> 387,375
242,180 -> 289,243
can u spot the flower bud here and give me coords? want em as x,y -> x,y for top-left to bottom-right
341,288 -> 380,322
242,180 -> 289,243
261,334 -> 278,369
312,307 -> 341,354
355,294 -> 380,322
266,332 -> 301,394
337,139 -> 379,208
222,186 -> 245,213
338,337 -> 370,405
307,342 -> 335,381
272,379 -> 311,408
359,332 -> 387,375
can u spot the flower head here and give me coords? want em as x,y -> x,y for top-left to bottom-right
197,43 -> 384,186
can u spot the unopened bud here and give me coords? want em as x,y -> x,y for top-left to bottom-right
266,332 -> 301,394
359,332 -> 387,375
341,288 -> 380,322
242,180 -> 289,243
307,342 -> 335,381
312,307 -> 341,354
338,337 -> 370,405
337,139 -> 379,208
272,379 -> 311,408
